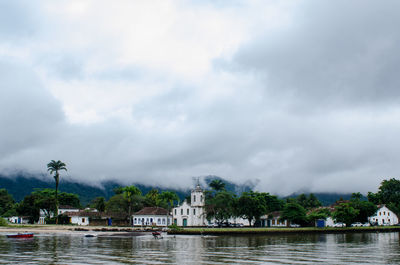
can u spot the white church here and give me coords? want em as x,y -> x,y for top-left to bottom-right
172,184 -> 207,226
172,183 -> 251,227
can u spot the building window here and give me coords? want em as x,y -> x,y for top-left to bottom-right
193,195 -> 196,202
82,218 -> 85,223
384,212 -> 386,215
379,212 -> 381,216
187,209 -> 189,215
181,209 -> 183,215
174,209 -> 177,215
162,218 -> 166,225
201,195 -> 203,202
193,209 -> 196,215
388,212 -> 390,216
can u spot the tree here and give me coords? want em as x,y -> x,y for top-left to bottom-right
58,192 -> 81,208
307,208 -> 330,225
209,179 -> 225,192
332,202 -> 359,227
296,193 -> 322,209
90,197 -> 106,212
368,178 -> 400,215
159,191 -> 179,212
0,188 -> 15,216
123,185 -> 142,224
105,194 -> 128,214
47,160 -> 67,224
237,191 -> 268,226
16,189 -> 81,223
205,191 -> 237,225
350,193 -> 377,223
145,189 -> 160,207
280,202 -> 307,225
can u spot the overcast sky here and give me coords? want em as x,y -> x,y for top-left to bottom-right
1,0 -> 400,195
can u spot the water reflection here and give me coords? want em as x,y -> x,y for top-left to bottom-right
1,232 -> 400,264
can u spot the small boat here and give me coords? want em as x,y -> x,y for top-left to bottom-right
152,231 -> 162,239
84,234 -> 96,237
7,233 -> 34,238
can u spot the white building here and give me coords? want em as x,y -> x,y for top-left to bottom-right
172,184 -> 207,227
369,205 -> 399,226
38,205 -> 80,224
8,216 -> 29,224
133,207 -> 172,227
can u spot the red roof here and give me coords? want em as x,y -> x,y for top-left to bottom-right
134,207 -> 169,216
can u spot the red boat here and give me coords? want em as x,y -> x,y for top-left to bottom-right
6,233 -> 34,238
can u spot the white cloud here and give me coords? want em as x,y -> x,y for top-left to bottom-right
1,1 -> 400,195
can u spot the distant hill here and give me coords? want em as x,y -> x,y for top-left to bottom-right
0,173 -> 252,206
285,192 -> 368,206
1,173 -> 360,207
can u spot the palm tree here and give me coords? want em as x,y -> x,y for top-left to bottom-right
209,179 -> 225,192
123,186 -> 142,225
159,191 -> 179,213
47,160 -> 67,224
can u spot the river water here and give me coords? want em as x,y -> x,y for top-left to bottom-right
1,232 -> 400,264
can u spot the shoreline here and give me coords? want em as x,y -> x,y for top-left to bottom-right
168,226 -> 400,235
2,225 -> 400,236
0,225 -> 153,236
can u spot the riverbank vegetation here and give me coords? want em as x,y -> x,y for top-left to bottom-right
1,159 -> 400,228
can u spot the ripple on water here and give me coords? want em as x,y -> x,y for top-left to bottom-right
1,232 -> 400,264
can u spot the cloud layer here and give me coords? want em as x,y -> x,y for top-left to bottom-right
1,0 -> 400,195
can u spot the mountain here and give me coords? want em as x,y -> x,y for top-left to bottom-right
1,173 -> 358,207
285,192 -> 367,206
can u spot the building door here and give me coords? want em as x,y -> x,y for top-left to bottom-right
183,218 -> 187,227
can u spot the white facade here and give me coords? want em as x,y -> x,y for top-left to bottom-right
133,215 -> 171,227
172,185 -> 207,227
70,215 -> 90,226
8,216 -> 29,224
369,205 -> 399,226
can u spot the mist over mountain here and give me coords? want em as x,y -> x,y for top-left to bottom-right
0,172 -> 353,207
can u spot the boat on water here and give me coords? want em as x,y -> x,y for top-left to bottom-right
6,233 -> 34,238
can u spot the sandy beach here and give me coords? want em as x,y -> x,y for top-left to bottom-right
0,225 -> 150,236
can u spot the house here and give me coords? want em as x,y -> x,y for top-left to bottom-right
62,210 -> 93,226
261,211 -> 288,227
38,205 -> 80,224
172,184 -> 207,227
368,205 -> 399,226
8,216 -> 29,224
132,207 -> 172,227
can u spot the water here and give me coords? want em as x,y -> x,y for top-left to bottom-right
1,232 -> 400,264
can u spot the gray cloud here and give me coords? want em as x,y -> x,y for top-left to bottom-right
1,1 -> 400,196
232,0 -> 400,109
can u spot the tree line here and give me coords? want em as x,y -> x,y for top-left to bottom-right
1,159 -> 400,227
205,178 -> 400,227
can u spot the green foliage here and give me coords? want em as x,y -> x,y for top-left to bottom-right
368,178 -> 400,215
159,191 -> 179,211
59,192 -> 81,208
332,202 -> 359,227
296,193 -> 322,209
168,223 -> 183,232
209,179 -> 226,192
0,217 -> 8,226
281,202 -> 307,225
307,208 -> 330,224
205,191 -> 237,224
105,194 -> 128,214
90,197 -> 106,212
238,191 -> 270,226
0,188 -> 15,216
144,189 -> 160,207
16,189 -> 81,223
